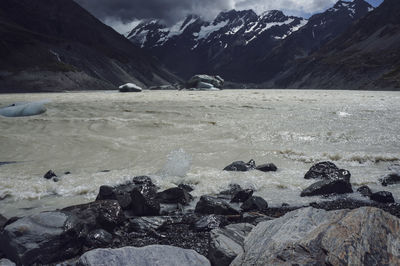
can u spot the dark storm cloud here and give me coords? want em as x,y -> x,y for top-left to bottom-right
75,0 -> 235,25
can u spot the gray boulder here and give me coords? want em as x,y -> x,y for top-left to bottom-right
0,212 -> 80,265
77,245 -> 210,266
208,223 -> 254,266
0,258 -> 16,266
232,207 -> 400,265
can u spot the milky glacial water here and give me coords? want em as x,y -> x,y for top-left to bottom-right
1,90 -> 400,218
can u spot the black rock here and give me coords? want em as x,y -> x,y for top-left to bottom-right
43,170 -> 57,180
96,201 -> 125,231
0,214 -> 7,230
193,215 -> 227,232
64,171 -> 71,175
230,189 -> 253,203
357,185 -> 372,197
132,176 -> 154,186
128,217 -> 171,233
241,212 -> 273,225
379,173 -> 400,186
304,161 -> 351,182
178,184 -> 194,192
130,188 -> 160,216
85,229 -> 113,248
156,187 -> 193,205
256,163 -> 277,172
301,179 -> 353,197
195,196 -> 240,215
223,159 -> 256,172
241,196 -> 268,211
370,191 -> 395,203
219,184 -> 243,195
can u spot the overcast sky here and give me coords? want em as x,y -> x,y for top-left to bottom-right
75,0 -> 384,33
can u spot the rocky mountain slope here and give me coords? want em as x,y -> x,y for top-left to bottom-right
128,9 -> 307,80
275,0 -> 400,90
0,0 -> 179,93
128,0 -> 373,83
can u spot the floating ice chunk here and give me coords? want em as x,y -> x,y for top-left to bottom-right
118,83 -> 143,92
0,100 -> 49,117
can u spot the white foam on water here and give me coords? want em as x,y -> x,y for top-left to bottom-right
157,149 -> 192,177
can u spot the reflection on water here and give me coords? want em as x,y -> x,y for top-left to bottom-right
0,90 -> 400,217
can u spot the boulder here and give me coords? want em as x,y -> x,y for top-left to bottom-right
304,161 -> 351,182
85,229 -> 113,249
255,163 -> 277,172
62,200 -> 125,232
77,245 -> 211,266
240,196 -> 268,212
232,207 -> 400,265
223,160 -> 255,172
128,216 -> 183,233
0,211 -> 81,265
178,183 -> 194,192
208,223 -> 254,266
0,258 -> 16,266
96,176 -> 160,215
370,191 -> 395,203
230,189 -> 253,203
118,83 -> 142,92
195,196 -> 239,215
193,215 -> 227,232
156,187 -> 193,205
186,74 -> 224,89
43,170 -> 57,180
219,184 -> 243,196
357,185 -> 372,197
380,173 -> 400,186
301,179 -> 353,197
0,214 -> 7,230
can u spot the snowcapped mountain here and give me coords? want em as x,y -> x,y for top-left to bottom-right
127,0 -> 373,83
127,9 -> 306,78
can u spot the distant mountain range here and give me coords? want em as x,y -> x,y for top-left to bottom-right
127,0 -> 376,87
0,0 -> 179,93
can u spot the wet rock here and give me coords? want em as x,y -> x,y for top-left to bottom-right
178,184 -> 194,192
370,191 -> 395,203
230,189 -> 253,203
0,258 -> 16,266
209,223 -> 254,266
232,207 -> 400,266
223,160 -> 255,172
195,196 -> 239,215
156,187 -> 193,205
77,245 -> 211,266
255,163 -> 277,172
241,196 -> 268,212
219,184 -> 243,196
64,171 -> 71,175
0,214 -> 7,230
96,176 -> 159,214
304,161 -> 351,182
0,211 -> 81,265
127,216 -> 183,233
193,215 -> 227,232
241,212 -> 273,225
380,173 -> 400,186
85,229 -> 112,248
357,185 -> 372,197
62,200 -> 125,232
300,179 -> 353,197
43,170 -> 57,179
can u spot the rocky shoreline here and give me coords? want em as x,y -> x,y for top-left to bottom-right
1,161 -> 400,265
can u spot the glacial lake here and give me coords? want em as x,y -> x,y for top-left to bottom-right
1,90 -> 399,217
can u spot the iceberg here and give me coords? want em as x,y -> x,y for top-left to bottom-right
0,100 -> 49,117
